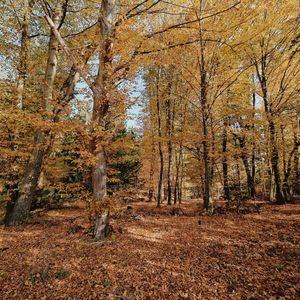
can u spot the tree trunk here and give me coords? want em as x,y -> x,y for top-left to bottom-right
234,139 -> 242,196
222,121 -> 230,200
200,69 -> 212,210
5,141 -> 44,225
237,136 -> 256,198
282,136 -> 299,201
5,2 -> 65,225
16,0 -> 31,109
94,211 -> 110,239
179,152 -> 184,204
255,58 -> 285,203
251,93 -> 256,186
148,133 -> 155,202
269,120 -> 285,203
202,111 -> 212,210
198,2 -> 212,211
293,118 -> 299,194
174,178 -> 178,204
92,146 -> 107,200
242,156 -> 256,199
91,0 -> 115,239
156,70 -> 164,207
210,116 -> 216,182
176,99 -> 187,204
165,97 -> 172,205
174,151 -> 180,205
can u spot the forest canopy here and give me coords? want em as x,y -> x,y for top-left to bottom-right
1,1 -> 300,299
0,0 -> 299,237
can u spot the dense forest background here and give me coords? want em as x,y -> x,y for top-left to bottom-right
0,1 -> 300,299
0,0 -> 299,238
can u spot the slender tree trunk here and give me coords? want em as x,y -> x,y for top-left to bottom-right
266,128 -> 274,201
200,71 -> 212,210
210,116 -> 215,182
16,0 -> 31,109
282,135 -> 299,200
174,99 -> 180,205
237,136 -> 256,198
222,120 -> 230,200
163,180 -> 167,203
174,147 -> 182,205
281,126 -> 289,200
5,2 -> 65,225
251,93 -> 256,187
177,99 -> 187,204
156,69 -> 163,208
174,157 -> 179,205
174,147 -> 183,205
148,133 -> 155,202
234,139 -> 242,196
202,111 -> 211,210
165,97 -> 172,205
256,59 -> 285,203
198,1 -> 212,211
269,119 -> 285,203
242,155 -> 256,199
293,118 -> 299,194
179,152 -> 184,204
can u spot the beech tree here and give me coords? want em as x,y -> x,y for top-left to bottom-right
1,0 -> 299,237
4,0 -> 69,225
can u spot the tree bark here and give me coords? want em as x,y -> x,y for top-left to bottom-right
269,119 -> 285,203
255,58 -> 285,203
93,210 -> 110,239
148,132 -> 155,202
293,118 -> 299,194
174,148 -> 182,205
156,68 -> 163,208
251,93 -> 256,186
165,97 -> 172,205
176,99 -> 187,204
222,120 -> 230,200
198,1 -> 212,211
237,136 -> 256,198
282,132 -> 299,200
16,0 -> 31,109
5,1 -> 65,225
174,165 -> 179,204
178,152 -> 184,204
234,138 -> 242,196
210,115 -> 216,182
91,0 -> 115,239
202,106 -> 211,210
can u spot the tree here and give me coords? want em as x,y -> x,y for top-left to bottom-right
5,0 -> 68,225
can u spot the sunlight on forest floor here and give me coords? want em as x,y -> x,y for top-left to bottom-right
1,200 -> 299,299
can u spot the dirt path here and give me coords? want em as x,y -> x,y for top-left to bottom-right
0,200 -> 299,299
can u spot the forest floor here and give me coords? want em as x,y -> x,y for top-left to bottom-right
0,199 -> 299,300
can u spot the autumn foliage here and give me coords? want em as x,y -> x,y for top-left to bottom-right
0,0 -> 299,298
